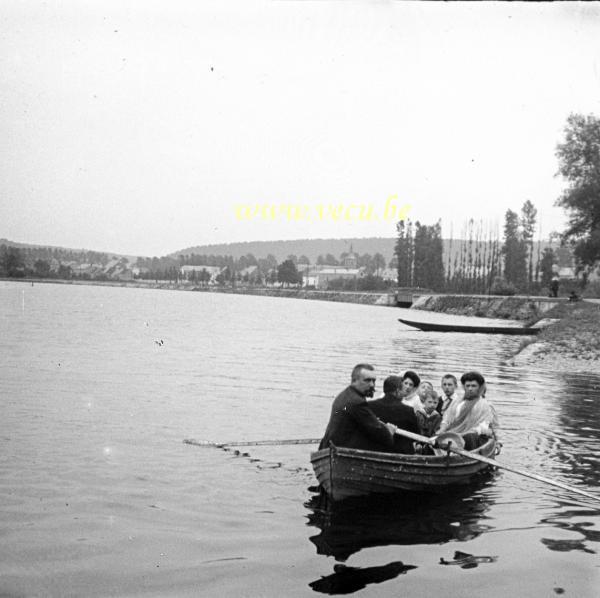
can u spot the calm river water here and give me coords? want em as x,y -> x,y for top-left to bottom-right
1,281 -> 599,597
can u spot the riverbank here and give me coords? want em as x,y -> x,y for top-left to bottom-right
509,300 -> 600,372
4,277 -> 396,306
7,278 -> 572,316
411,293 -> 562,322
187,285 -> 397,305
400,292 -> 600,372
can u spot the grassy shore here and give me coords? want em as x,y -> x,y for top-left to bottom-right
512,300 -> 600,371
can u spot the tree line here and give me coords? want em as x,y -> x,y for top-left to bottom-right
394,202 -> 559,294
392,111 -> 600,294
0,244 -> 111,279
0,227 -> 565,294
0,242 -> 395,290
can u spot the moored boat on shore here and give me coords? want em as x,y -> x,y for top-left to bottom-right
311,438 -> 497,501
398,316 -> 540,335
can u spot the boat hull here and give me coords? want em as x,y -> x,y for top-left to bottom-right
398,317 -> 539,335
311,439 -> 497,501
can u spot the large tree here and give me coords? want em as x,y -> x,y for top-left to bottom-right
539,247 -> 556,288
277,259 -> 301,286
520,200 -> 537,285
395,219 -> 414,287
34,259 -> 51,277
502,209 -> 527,286
413,222 -> 445,290
0,246 -> 25,277
556,113 -> 600,266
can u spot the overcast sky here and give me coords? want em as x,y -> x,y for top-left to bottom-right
3,1 -> 600,257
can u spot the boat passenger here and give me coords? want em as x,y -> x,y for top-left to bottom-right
400,370 -> 421,410
438,374 -> 459,415
367,375 -> 420,454
416,381 -> 435,400
415,390 -> 442,438
412,380 -> 437,412
318,364 -> 398,452
438,371 -> 498,450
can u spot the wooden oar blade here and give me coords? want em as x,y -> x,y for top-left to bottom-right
184,437 -> 321,448
183,439 -> 222,447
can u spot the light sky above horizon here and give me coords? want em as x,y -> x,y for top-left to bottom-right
3,1 -> 600,257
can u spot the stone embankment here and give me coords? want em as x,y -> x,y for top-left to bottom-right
411,293 -> 560,322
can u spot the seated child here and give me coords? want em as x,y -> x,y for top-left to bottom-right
415,390 -> 442,439
415,381 -> 434,405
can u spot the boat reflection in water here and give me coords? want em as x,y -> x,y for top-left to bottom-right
306,479 -> 495,562
306,473 -> 494,594
305,478 -> 496,593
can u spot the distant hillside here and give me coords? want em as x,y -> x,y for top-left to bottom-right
2,236 -> 566,268
172,238 -> 398,263
171,237 -> 560,267
0,239 -> 133,260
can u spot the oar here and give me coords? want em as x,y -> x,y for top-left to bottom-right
184,437 -> 321,448
394,428 -> 600,503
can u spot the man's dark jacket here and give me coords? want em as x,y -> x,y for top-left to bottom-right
319,386 -> 394,451
367,394 -> 420,454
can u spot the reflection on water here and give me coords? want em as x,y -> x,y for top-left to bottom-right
308,561 -> 416,595
554,374 -> 600,489
305,478 -> 496,562
540,508 -> 600,555
439,549 -> 498,568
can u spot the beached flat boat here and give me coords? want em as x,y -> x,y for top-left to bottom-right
311,438 -> 497,501
398,316 -> 540,335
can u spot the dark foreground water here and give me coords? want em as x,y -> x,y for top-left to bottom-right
1,281 -> 599,597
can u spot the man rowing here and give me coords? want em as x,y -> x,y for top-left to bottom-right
318,364 -> 398,451
437,371 -> 498,450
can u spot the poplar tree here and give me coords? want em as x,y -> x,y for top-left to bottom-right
520,200 -> 538,286
540,247 -> 556,288
502,210 -> 527,287
395,219 -> 414,286
413,222 -> 444,290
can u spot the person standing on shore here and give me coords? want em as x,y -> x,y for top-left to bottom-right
319,364 -> 398,451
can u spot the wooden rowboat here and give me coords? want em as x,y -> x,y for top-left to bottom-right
311,438 -> 497,501
398,316 -> 540,335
